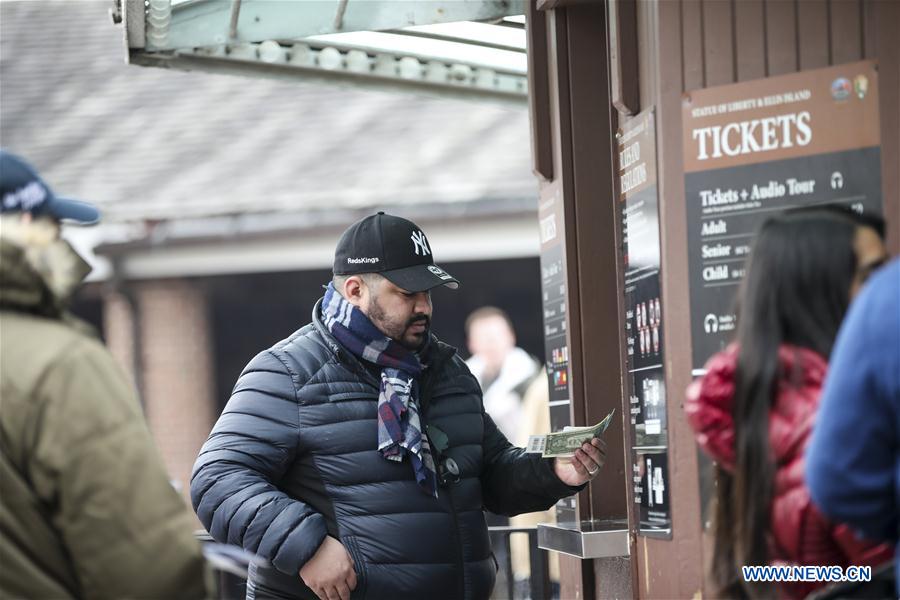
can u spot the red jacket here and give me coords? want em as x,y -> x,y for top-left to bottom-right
685,344 -> 893,599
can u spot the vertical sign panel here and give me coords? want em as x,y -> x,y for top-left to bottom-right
539,182 -> 577,521
619,108 -> 672,538
683,60 -> 883,373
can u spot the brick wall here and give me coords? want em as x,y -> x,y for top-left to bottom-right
133,279 -> 217,506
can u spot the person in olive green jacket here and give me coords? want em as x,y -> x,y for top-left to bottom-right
0,151 -> 209,599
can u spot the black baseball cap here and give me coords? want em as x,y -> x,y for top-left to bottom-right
0,150 -> 100,225
333,212 -> 460,293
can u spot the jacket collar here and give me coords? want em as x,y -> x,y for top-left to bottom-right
0,240 -> 62,318
0,240 -> 96,336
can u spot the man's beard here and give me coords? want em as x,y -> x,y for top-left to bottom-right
367,295 -> 430,350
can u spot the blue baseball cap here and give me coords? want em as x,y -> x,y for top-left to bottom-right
0,150 -> 100,225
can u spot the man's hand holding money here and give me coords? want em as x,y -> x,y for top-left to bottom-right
526,409 -> 613,485
552,437 -> 607,486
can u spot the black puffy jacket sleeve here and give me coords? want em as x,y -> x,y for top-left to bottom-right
479,411 -> 585,517
190,351 -> 327,577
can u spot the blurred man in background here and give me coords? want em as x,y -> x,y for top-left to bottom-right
0,151 -> 209,599
465,307 -> 542,599
465,307 -> 540,443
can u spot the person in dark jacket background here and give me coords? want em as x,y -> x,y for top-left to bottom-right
684,206 -> 891,599
191,212 -> 605,600
806,257 -> 900,594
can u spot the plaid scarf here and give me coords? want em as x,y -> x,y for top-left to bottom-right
321,283 -> 438,497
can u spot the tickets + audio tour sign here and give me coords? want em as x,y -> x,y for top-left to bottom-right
683,61 -> 883,371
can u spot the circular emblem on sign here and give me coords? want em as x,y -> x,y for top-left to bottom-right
831,77 -> 851,101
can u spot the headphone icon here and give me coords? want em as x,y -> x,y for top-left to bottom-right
830,172 -> 844,190
704,314 -> 718,334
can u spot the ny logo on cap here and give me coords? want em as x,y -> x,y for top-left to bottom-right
411,230 -> 431,256
3,182 -> 46,212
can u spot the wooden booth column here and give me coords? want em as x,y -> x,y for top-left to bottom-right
527,2 -> 634,598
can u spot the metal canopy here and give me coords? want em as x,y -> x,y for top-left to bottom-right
117,0 -> 528,104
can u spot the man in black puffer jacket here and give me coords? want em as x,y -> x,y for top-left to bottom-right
191,213 -> 606,600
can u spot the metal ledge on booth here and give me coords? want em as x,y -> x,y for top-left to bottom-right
537,520 -> 630,559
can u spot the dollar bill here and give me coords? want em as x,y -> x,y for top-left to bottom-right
525,409 -> 615,458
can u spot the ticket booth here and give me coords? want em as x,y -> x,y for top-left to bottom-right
524,1 -> 899,597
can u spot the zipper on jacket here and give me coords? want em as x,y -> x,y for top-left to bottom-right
444,484 -> 467,600
418,361 -> 467,600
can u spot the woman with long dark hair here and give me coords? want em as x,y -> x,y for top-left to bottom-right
685,206 -> 893,599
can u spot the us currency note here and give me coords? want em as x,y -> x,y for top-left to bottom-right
525,409 -> 615,458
